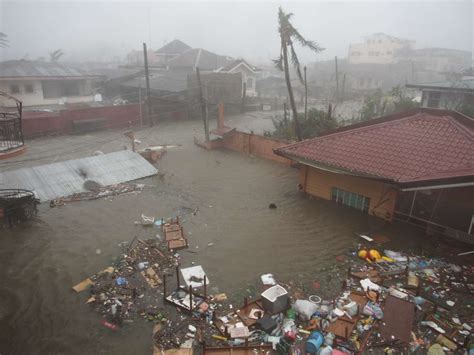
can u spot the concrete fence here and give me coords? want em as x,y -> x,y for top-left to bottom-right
22,103 -> 142,138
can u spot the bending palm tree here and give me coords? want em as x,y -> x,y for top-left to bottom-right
275,7 -> 323,141
50,49 -> 64,62
0,32 -> 9,48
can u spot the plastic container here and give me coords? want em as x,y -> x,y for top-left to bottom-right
305,331 -> 324,353
261,285 -> 289,314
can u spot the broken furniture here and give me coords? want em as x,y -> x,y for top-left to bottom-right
161,216 -> 188,251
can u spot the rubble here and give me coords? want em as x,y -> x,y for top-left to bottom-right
73,224 -> 473,354
50,183 -> 144,207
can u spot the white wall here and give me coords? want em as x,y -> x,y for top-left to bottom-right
0,79 -> 95,107
348,35 -> 411,65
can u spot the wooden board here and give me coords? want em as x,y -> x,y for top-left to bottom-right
380,295 -> 415,343
325,316 -> 358,339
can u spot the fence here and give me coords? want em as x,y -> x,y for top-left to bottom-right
22,103 -> 142,138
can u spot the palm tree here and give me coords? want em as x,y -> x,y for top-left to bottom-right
275,7 -> 323,141
50,49 -> 64,62
0,32 -> 9,48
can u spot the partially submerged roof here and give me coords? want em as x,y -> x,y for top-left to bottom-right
168,48 -> 233,71
155,39 -> 191,55
0,150 -> 158,201
274,108 -> 474,188
406,79 -> 474,93
0,60 -> 102,80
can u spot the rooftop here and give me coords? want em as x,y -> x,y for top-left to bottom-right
275,108 -> 474,188
120,71 -> 187,93
0,60 -> 102,79
218,59 -> 260,73
155,39 -> 191,55
407,79 -> 474,92
168,48 -> 233,71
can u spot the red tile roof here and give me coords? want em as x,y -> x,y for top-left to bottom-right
274,108 -> 474,187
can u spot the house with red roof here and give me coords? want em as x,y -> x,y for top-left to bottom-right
274,108 -> 474,240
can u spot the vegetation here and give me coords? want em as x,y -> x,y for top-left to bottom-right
266,108 -> 338,140
50,49 -> 64,62
359,85 -> 419,121
0,32 -> 9,48
275,7 -> 323,141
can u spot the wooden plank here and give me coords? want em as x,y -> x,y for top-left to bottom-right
380,295 -> 415,343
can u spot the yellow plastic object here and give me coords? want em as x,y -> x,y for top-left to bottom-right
358,250 -> 368,259
369,249 -> 382,262
212,335 -> 228,341
382,256 -> 395,262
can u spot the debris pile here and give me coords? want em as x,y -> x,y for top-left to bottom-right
50,183 -> 144,207
73,222 -> 473,354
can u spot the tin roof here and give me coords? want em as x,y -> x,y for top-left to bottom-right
0,150 -> 158,201
406,79 -> 474,92
274,108 -> 474,188
0,60 -> 102,79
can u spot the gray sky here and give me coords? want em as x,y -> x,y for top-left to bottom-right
0,0 -> 472,65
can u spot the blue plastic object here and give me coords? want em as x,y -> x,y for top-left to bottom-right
116,277 -> 128,286
305,331 -> 324,353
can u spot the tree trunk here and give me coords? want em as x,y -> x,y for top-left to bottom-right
282,41 -> 302,141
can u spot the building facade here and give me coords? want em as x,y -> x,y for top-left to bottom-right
0,60 -> 102,107
275,108 -> 474,241
348,33 -> 413,65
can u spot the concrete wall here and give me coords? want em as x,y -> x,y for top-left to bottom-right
22,103 -> 141,137
220,132 -> 292,165
300,166 -> 398,221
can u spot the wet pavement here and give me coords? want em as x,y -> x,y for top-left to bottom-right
0,114 -> 470,354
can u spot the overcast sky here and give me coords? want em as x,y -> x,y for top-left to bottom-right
0,0 -> 472,65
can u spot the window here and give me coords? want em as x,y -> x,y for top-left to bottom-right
368,51 -> 379,56
351,51 -> 361,56
331,187 -> 370,213
427,91 -> 441,108
25,84 -> 34,93
10,84 -> 20,94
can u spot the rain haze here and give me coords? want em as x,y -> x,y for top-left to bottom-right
1,0 -> 472,63
0,0 -> 473,354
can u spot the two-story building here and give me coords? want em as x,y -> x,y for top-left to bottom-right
348,33 -> 414,65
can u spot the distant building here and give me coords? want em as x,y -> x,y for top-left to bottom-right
406,48 -> 472,74
216,59 -> 260,97
275,108 -> 474,241
167,48 -> 234,72
155,39 -> 191,67
406,78 -> 474,111
0,60 -> 103,107
348,33 -> 414,65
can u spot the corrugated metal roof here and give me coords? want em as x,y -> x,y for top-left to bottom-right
0,60 -> 102,78
0,150 -> 158,201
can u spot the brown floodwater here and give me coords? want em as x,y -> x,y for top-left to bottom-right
0,115 -> 469,354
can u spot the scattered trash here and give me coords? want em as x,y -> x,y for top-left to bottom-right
260,273 -> 276,286
268,203 -> 277,209
50,183 -> 144,207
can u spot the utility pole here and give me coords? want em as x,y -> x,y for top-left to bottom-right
334,56 -> 339,103
143,42 -> 152,126
304,66 -> 308,121
138,79 -> 143,127
341,73 -> 346,103
241,82 -> 247,114
196,67 -> 209,141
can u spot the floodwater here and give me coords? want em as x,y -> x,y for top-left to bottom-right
0,114 -> 469,354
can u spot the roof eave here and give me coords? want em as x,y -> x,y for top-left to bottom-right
273,149 -> 397,185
